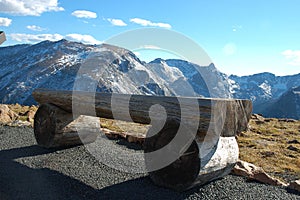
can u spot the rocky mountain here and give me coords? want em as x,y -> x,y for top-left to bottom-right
261,86 -> 300,119
229,73 -> 300,114
0,39 -> 299,119
0,39 -> 229,105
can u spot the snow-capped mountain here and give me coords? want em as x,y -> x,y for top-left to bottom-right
0,39 -> 228,105
229,73 -> 300,114
0,39 -> 299,119
261,86 -> 300,119
148,58 -> 231,98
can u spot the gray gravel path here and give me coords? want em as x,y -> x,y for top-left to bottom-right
0,126 -> 299,200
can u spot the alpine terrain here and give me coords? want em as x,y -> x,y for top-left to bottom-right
0,39 -> 299,119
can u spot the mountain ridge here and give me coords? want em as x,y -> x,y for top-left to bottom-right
0,39 -> 299,119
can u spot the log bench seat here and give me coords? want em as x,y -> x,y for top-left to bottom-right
32,88 -> 252,191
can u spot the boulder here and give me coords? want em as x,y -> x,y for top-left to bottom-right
287,145 -> 300,153
26,109 -> 36,122
251,114 -> 265,121
251,114 -> 266,125
0,104 -> 18,124
9,120 -> 32,127
232,160 -> 287,187
288,180 -> 300,192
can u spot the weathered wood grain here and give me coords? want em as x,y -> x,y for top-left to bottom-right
34,103 -> 98,148
33,88 -> 252,137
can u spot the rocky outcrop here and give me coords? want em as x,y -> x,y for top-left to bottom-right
0,104 -> 38,127
0,104 -> 18,124
232,160 -> 287,187
262,86 -> 300,120
23,109 -> 36,123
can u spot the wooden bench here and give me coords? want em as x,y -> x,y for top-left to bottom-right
32,88 -> 252,191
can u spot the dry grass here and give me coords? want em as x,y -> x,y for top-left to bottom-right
8,104 -> 37,114
8,104 -> 38,122
100,118 -> 150,138
237,116 -> 300,182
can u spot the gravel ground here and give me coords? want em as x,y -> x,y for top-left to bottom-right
0,126 -> 299,200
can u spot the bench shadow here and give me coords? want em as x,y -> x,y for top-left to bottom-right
0,145 -> 192,200
0,145 -> 99,200
1,145 -> 299,200
95,176 -> 201,200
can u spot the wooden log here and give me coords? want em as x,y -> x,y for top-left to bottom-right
144,120 -> 239,191
32,88 -> 252,190
144,121 -> 200,191
32,88 -> 252,137
34,103 -> 99,148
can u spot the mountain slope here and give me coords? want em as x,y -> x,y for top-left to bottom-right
0,40 -> 228,105
261,86 -> 300,119
229,73 -> 300,113
0,40 -> 299,119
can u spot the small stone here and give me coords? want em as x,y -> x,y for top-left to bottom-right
9,120 -> 32,127
26,110 -> 36,122
287,145 -> 300,153
251,114 -> 265,123
264,118 -> 272,122
287,139 -> 300,144
255,120 -> 265,125
278,118 -> 297,123
288,180 -> 300,192
232,160 -> 287,187
260,151 -> 275,158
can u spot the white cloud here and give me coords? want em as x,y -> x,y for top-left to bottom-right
282,50 -> 300,66
26,25 -> 46,31
232,25 -> 242,32
130,18 -> 171,29
223,43 -> 237,56
10,33 -> 101,45
0,0 -> 64,16
140,45 -> 162,50
10,33 -> 63,43
0,17 -> 12,26
133,51 -> 141,57
72,10 -> 97,19
107,18 -> 127,26
65,34 -> 101,44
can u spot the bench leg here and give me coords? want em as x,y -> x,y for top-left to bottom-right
144,122 -> 200,191
144,121 -> 239,191
34,103 -> 99,148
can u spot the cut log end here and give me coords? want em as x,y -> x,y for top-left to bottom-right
144,122 -> 200,191
148,141 -> 200,191
34,104 -> 59,147
34,103 -> 98,148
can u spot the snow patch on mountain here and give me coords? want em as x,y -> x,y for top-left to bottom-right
259,82 -> 272,97
0,39 -> 300,119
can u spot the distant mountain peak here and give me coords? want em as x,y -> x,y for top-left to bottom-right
149,58 -> 166,64
1,39 -> 300,119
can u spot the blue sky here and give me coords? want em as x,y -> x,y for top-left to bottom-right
0,0 -> 300,76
